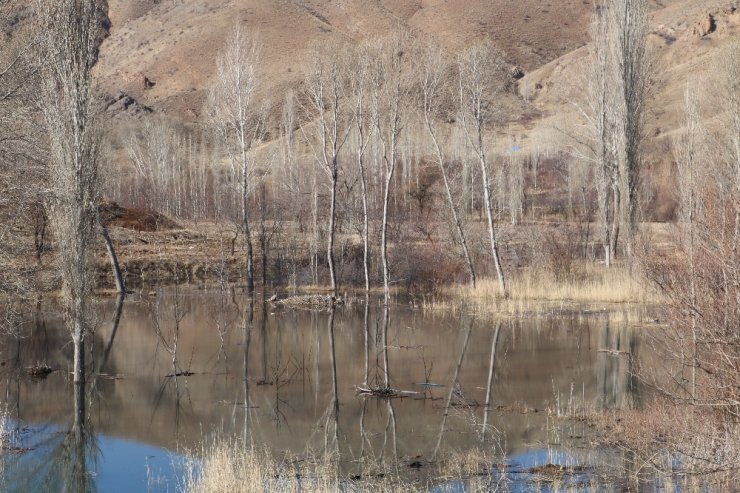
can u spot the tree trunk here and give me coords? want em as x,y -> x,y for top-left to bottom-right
425,117 -> 477,287
327,166 -> 338,296
242,167 -> 255,295
611,184 -> 620,260
359,155 -> 370,293
482,182 -> 507,297
478,152 -> 507,297
381,167 -> 394,302
100,219 -> 125,294
73,322 -> 85,385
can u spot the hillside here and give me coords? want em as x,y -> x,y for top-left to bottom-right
93,0 -> 597,122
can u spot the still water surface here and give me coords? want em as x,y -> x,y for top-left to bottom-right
0,288 -> 641,491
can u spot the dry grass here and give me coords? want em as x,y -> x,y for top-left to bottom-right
183,436 -> 622,492
436,263 -> 660,316
588,402 -> 740,489
182,438 -> 417,493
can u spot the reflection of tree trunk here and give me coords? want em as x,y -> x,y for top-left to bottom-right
385,400 -> 399,473
261,303 -> 268,384
382,305 -> 390,387
358,297 -> 371,473
99,294 -> 125,374
434,317 -> 474,458
69,340 -> 90,493
481,322 -> 501,441
596,317 -> 639,410
243,300 -> 254,443
326,308 -> 339,452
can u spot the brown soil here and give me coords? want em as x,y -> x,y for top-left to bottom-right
99,201 -> 178,232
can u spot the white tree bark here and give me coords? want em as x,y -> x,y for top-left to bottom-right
417,42 -> 477,287
458,42 -> 507,296
207,26 -> 262,295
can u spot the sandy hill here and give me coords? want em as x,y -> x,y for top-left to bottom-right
94,0 -> 600,122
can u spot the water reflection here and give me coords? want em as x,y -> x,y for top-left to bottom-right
0,289 -> 644,491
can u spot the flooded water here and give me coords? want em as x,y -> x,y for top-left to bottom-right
0,287 -> 643,491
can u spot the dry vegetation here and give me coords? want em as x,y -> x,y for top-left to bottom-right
0,0 -> 738,490
182,435 -> 607,493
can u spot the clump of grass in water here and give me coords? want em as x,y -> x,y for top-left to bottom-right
441,263 -> 660,315
182,437 -> 417,493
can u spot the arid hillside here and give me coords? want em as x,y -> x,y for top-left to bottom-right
4,0 -> 736,145
93,0 -> 599,121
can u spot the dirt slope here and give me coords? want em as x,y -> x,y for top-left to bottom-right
93,0 -> 601,121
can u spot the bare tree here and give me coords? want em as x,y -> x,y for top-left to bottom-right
417,40 -> 477,287
609,0 -> 651,259
125,117 -> 187,217
633,42 -> 739,477
371,34 -> 410,302
458,41 -> 508,296
0,24 -> 43,333
303,45 -> 353,296
672,83 -> 705,399
37,0 -> 103,384
590,7 -> 617,266
207,26 -> 263,295
348,45 -> 373,292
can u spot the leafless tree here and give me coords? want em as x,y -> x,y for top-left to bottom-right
37,0 -> 103,384
458,41 -> 508,296
575,6 -> 623,266
672,83 -> 705,398
371,34 -> 411,302
631,42 -> 739,478
0,21 -> 42,322
608,0 -> 651,259
348,45 -> 373,292
417,40 -> 477,287
125,117 -> 186,217
303,44 -> 353,296
207,26 -> 263,295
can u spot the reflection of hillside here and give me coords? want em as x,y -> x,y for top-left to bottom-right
0,292 -> 642,461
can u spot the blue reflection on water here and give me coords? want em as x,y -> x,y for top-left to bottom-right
430,448 -> 610,493
1,421 -> 191,493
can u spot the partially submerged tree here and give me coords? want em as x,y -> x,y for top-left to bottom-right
207,26 -> 263,295
37,0 -> 103,384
